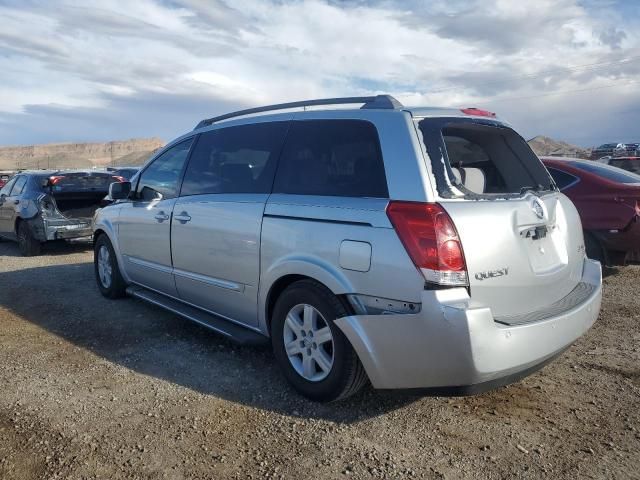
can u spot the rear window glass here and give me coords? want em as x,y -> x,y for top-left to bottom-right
47,173 -> 120,193
607,159 -> 640,176
547,167 -> 579,190
570,161 -> 640,184
418,119 -> 554,198
273,120 -> 388,198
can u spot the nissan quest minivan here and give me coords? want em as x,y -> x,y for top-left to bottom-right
93,95 -> 602,401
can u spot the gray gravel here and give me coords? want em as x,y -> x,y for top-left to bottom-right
0,239 -> 638,479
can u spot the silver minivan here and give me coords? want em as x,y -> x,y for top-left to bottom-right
93,95 -> 602,401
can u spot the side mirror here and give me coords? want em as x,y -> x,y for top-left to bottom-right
109,181 -> 131,200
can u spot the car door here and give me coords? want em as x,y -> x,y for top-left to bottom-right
171,121 -> 289,326
117,138 -> 194,296
0,176 -> 25,237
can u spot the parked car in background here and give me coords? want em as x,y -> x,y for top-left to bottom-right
0,172 -> 13,189
0,170 -> 125,255
590,143 -> 617,160
613,143 -> 640,158
93,95 -> 602,402
597,155 -> 640,176
106,166 -> 140,181
542,157 -> 640,265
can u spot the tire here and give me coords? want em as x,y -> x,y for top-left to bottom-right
17,221 -> 41,256
94,234 -> 127,299
271,280 -> 368,402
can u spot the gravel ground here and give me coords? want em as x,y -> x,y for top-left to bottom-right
0,239 -> 638,480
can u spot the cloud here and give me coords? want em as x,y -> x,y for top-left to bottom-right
0,0 -> 638,147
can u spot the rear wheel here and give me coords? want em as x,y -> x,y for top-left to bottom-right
94,234 -> 126,298
17,221 -> 41,256
271,280 -> 368,402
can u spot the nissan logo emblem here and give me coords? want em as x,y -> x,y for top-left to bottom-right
532,199 -> 544,219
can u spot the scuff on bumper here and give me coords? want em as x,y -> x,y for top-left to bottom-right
28,217 -> 93,241
335,258 -> 602,391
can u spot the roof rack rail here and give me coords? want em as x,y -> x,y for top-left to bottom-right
194,94 -> 403,129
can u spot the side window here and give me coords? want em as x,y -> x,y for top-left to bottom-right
273,120 -> 388,198
10,176 -> 27,196
136,138 -> 193,201
181,122 -> 289,196
547,167 -> 578,190
0,177 -> 17,196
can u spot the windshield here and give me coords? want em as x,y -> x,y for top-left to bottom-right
417,118 -> 554,198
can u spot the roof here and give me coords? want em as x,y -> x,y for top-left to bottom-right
193,94 -> 503,130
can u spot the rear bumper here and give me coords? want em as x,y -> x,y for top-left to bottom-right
335,258 -> 602,391
29,217 -> 93,241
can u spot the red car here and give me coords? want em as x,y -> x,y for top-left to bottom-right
542,157 -> 640,265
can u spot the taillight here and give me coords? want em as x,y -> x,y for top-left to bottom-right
49,175 -> 65,185
461,107 -> 496,118
386,201 -> 468,286
635,200 -> 640,217
112,175 -> 126,183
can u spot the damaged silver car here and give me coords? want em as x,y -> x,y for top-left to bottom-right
0,170 -> 125,256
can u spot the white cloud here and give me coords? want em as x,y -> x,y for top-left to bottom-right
0,0 -> 638,146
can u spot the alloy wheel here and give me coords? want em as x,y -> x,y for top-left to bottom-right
282,303 -> 335,382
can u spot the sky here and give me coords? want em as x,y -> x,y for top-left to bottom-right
0,0 -> 638,147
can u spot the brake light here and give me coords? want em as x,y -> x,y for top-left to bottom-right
49,175 -> 65,185
635,200 -> 640,217
461,107 -> 496,118
112,175 -> 126,183
386,201 -> 468,286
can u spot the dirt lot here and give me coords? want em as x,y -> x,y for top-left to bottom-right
0,240 -> 638,480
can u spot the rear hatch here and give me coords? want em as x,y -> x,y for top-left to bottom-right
416,117 -> 585,319
42,172 -> 122,219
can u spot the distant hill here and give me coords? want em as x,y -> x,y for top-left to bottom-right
0,138 -> 164,170
0,134 -> 589,172
527,136 -> 590,159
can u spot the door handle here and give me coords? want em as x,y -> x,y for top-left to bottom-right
174,212 -> 192,224
154,211 -> 170,222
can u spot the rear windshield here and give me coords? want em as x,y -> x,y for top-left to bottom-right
571,161 -> 640,184
607,158 -> 640,176
40,172 -> 119,193
417,119 -> 554,198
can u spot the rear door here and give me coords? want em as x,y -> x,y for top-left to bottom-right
170,121 -> 289,326
117,138 -> 193,296
0,176 -> 21,235
417,118 -> 585,319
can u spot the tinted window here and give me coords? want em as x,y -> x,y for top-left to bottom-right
569,161 -> 640,184
181,122 -> 288,196
273,120 -> 388,198
608,159 -> 640,176
547,167 -> 578,190
136,138 -> 193,200
0,176 -> 17,196
9,176 -> 27,195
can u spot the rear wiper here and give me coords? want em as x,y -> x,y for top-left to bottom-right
519,184 -> 545,195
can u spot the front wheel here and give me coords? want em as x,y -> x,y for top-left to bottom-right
94,234 -> 127,298
271,280 -> 368,402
